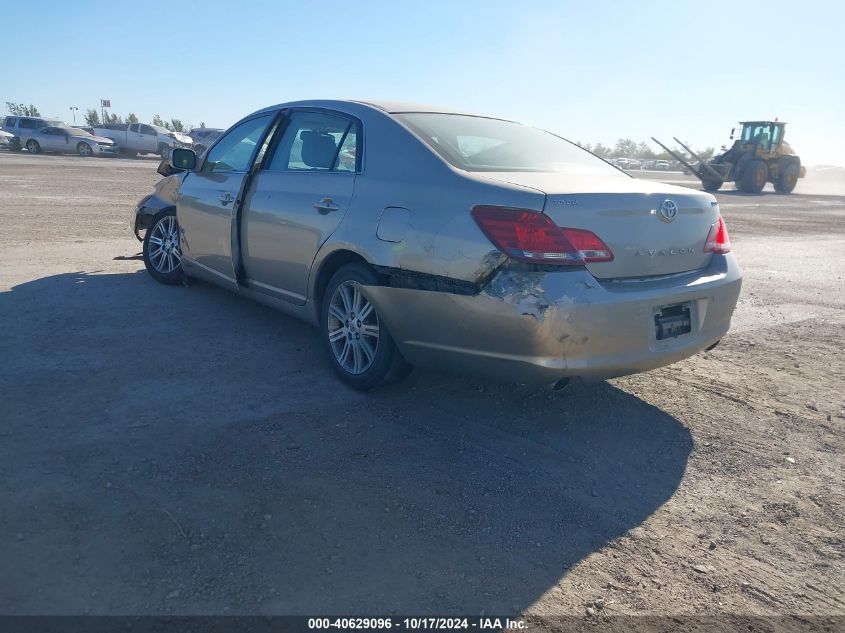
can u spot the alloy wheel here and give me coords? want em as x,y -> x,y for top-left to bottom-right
147,216 -> 181,274
327,281 -> 380,375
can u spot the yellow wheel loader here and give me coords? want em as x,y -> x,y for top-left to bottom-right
653,121 -> 805,194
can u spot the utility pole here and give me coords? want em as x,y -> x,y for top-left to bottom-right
69,106 -> 78,124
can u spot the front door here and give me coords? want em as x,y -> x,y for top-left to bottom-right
241,109 -> 360,303
177,113 -> 276,288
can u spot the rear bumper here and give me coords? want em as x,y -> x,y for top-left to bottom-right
361,254 -> 742,384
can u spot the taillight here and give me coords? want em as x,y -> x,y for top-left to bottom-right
471,206 -> 614,265
704,214 -> 731,254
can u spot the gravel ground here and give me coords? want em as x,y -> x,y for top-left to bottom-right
0,152 -> 842,628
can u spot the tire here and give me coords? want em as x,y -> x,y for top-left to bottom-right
142,210 -> 183,285
158,144 -> 172,160
702,179 -> 723,192
77,142 -> 93,157
774,163 -> 799,194
320,263 -> 412,390
25,139 -> 40,154
740,159 -> 767,193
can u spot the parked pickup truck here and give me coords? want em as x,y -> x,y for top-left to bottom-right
92,123 -> 193,158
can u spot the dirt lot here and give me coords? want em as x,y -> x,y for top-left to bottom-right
1,153 -> 843,628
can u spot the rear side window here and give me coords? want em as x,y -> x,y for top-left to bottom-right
203,114 -> 274,173
4,117 -> 16,127
19,119 -> 37,129
267,111 -> 358,172
139,124 -> 156,135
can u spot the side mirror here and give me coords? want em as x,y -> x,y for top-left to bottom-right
729,128 -> 735,140
170,147 -> 197,171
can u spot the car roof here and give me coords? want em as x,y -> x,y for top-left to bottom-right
252,99 -> 512,121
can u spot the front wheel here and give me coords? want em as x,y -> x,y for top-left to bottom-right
77,142 -> 93,157
25,139 -> 40,154
740,160 -> 767,193
158,144 -> 172,160
142,210 -> 182,284
321,263 -> 412,390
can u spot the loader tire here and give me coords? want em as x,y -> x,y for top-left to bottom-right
740,160 -> 767,193
774,163 -> 799,194
702,179 -> 723,192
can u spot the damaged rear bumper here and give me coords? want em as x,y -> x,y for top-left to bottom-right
361,254 -> 742,384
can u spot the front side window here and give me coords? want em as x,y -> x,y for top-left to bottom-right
4,117 -> 17,127
203,114 -> 273,173
129,124 -> 139,133
19,119 -> 37,129
395,112 -> 621,174
268,111 -> 358,172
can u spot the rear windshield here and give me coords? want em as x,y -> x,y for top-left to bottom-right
395,113 -> 622,175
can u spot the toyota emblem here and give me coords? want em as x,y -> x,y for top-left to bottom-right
659,199 -> 678,222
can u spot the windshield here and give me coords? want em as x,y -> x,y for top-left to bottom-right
152,125 -> 172,135
395,113 -> 622,174
61,125 -> 90,135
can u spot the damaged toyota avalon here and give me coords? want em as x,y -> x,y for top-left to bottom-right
132,100 -> 742,390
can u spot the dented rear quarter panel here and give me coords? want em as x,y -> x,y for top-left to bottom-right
308,108 -> 546,298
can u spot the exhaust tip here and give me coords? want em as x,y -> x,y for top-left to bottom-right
705,339 -> 721,352
552,378 -> 571,392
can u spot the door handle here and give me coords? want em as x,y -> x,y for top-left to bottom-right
219,192 -> 235,206
313,197 -> 340,213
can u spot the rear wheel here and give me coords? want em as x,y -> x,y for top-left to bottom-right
320,263 -> 411,390
774,163 -> 799,194
702,179 -> 723,192
25,139 -> 40,154
77,142 -> 93,157
142,210 -> 182,284
740,160 -> 767,193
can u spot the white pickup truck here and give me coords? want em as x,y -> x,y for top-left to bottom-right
91,123 -> 193,158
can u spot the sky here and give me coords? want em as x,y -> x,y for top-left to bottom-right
2,0 -> 843,165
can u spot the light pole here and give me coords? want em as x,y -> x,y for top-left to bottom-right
69,106 -> 78,124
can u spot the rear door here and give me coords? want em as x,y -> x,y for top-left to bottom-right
177,113 -> 276,288
240,109 -> 359,303
137,124 -> 159,153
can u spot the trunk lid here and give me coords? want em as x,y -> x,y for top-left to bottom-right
480,172 -> 719,279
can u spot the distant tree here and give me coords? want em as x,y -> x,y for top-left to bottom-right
127,112 -> 139,124
169,118 -> 185,132
151,114 -> 169,129
199,121 -> 206,128
5,102 -> 40,116
84,109 -> 101,126
592,143 -> 611,158
637,142 -> 656,159
612,138 -> 639,158
105,112 -> 123,124
696,147 -> 715,160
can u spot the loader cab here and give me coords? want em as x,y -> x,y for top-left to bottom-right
738,121 -> 785,156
